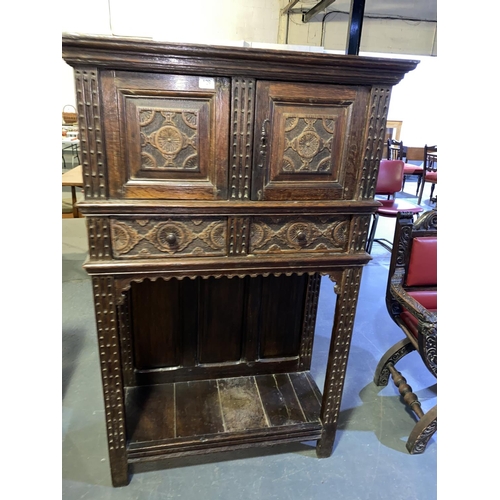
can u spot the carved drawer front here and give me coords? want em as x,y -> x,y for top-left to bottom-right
110,217 -> 228,259
101,71 -> 230,200
252,81 -> 370,201
249,216 -> 350,255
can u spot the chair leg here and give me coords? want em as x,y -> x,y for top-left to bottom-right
416,176 -> 421,196
374,338 -> 415,386
417,179 -> 425,205
429,183 -> 436,203
406,405 -> 437,454
366,213 -> 379,254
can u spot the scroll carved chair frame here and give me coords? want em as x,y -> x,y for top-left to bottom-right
374,209 -> 437,454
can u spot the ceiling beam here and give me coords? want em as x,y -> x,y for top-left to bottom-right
302,0 -> 337,23
281,0 -> 300,15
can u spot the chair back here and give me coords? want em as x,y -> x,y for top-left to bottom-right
424,144 -> 437,172
376,159 -> 404,195
387,139 -> 406,160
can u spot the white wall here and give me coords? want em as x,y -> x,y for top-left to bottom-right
366,53 -> 438,146
284,12 -> 437,57
61,0 -> 437,148
62,0 -> 280,108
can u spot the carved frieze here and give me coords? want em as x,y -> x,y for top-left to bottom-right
249,216 -> 350,254
110,218 -> 227,258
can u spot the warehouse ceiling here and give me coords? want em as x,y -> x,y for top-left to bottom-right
288,0 -> 437,23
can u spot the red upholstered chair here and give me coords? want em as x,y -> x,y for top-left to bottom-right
417,144 -> 437,205
366,159 -> 423,254
374,209 -> 437,454
387,139 -> 424,195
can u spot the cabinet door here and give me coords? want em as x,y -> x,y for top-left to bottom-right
101,71 -> 230,200
251,81 -> 369,201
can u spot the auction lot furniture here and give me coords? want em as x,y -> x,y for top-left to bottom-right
374,209 -> 437,453
62,34 -> 417,486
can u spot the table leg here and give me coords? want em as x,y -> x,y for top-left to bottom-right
71,186 -> 78,218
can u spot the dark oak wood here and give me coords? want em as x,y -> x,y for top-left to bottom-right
63,34 -> 417,486
125,371 -> 322,452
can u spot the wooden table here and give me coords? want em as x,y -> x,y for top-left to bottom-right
62,165 -> 83,218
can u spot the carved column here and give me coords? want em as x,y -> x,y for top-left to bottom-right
92,276 -> 129,486
316,267 -> 362,457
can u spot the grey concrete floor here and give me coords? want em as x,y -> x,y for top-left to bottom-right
62,179 -> 437,499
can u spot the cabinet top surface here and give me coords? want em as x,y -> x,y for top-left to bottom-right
62,33 -> 419,85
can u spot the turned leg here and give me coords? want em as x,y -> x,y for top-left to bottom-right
373,338 -> 416,386
387,362 -> 437,455
316,268 -> 362,458
92,276 -> 130,487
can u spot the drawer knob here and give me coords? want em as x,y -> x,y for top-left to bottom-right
297,231 -> 307,243
166,233 -> 178,245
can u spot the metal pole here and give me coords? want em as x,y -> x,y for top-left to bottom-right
346,0 -> 366,55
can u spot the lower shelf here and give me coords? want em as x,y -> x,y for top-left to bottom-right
125,371 -> 323,462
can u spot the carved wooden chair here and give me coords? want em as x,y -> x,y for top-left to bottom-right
374,209 -> 437,454
417,145 -> 437,205
365,159 -> 423,254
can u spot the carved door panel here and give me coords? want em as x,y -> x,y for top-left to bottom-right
101,71 -> 230,200
251,81 -> 370,201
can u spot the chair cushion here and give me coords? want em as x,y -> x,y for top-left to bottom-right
406,237 -> 437,286
377,199 -> 423,217
407,290 -> 437,310
403,163 -> 424,175
426,171 -> 437,183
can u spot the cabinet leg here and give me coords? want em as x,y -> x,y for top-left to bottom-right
92,276 -> 129,487
110,462 -> 130,487
316,423 -> 337,458
316,268 -> 362,457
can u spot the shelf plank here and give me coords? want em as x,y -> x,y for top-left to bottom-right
289,372 -> 323,422
175,379 -> 224,438
218,377 -> 268,432
256,373 -> 307,426
125,371 -> 322,455
125,384 -> 176,443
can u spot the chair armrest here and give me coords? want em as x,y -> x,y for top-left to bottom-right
390,268 -> 437,376
390,268 -> 437,325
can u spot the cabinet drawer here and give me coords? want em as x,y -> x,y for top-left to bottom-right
249,216 -> 350,255
110,217 -> 227,259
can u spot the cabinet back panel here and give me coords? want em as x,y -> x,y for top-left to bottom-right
128,275 -> 311,383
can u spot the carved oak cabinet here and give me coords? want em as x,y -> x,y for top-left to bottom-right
62,34 -> 417,487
